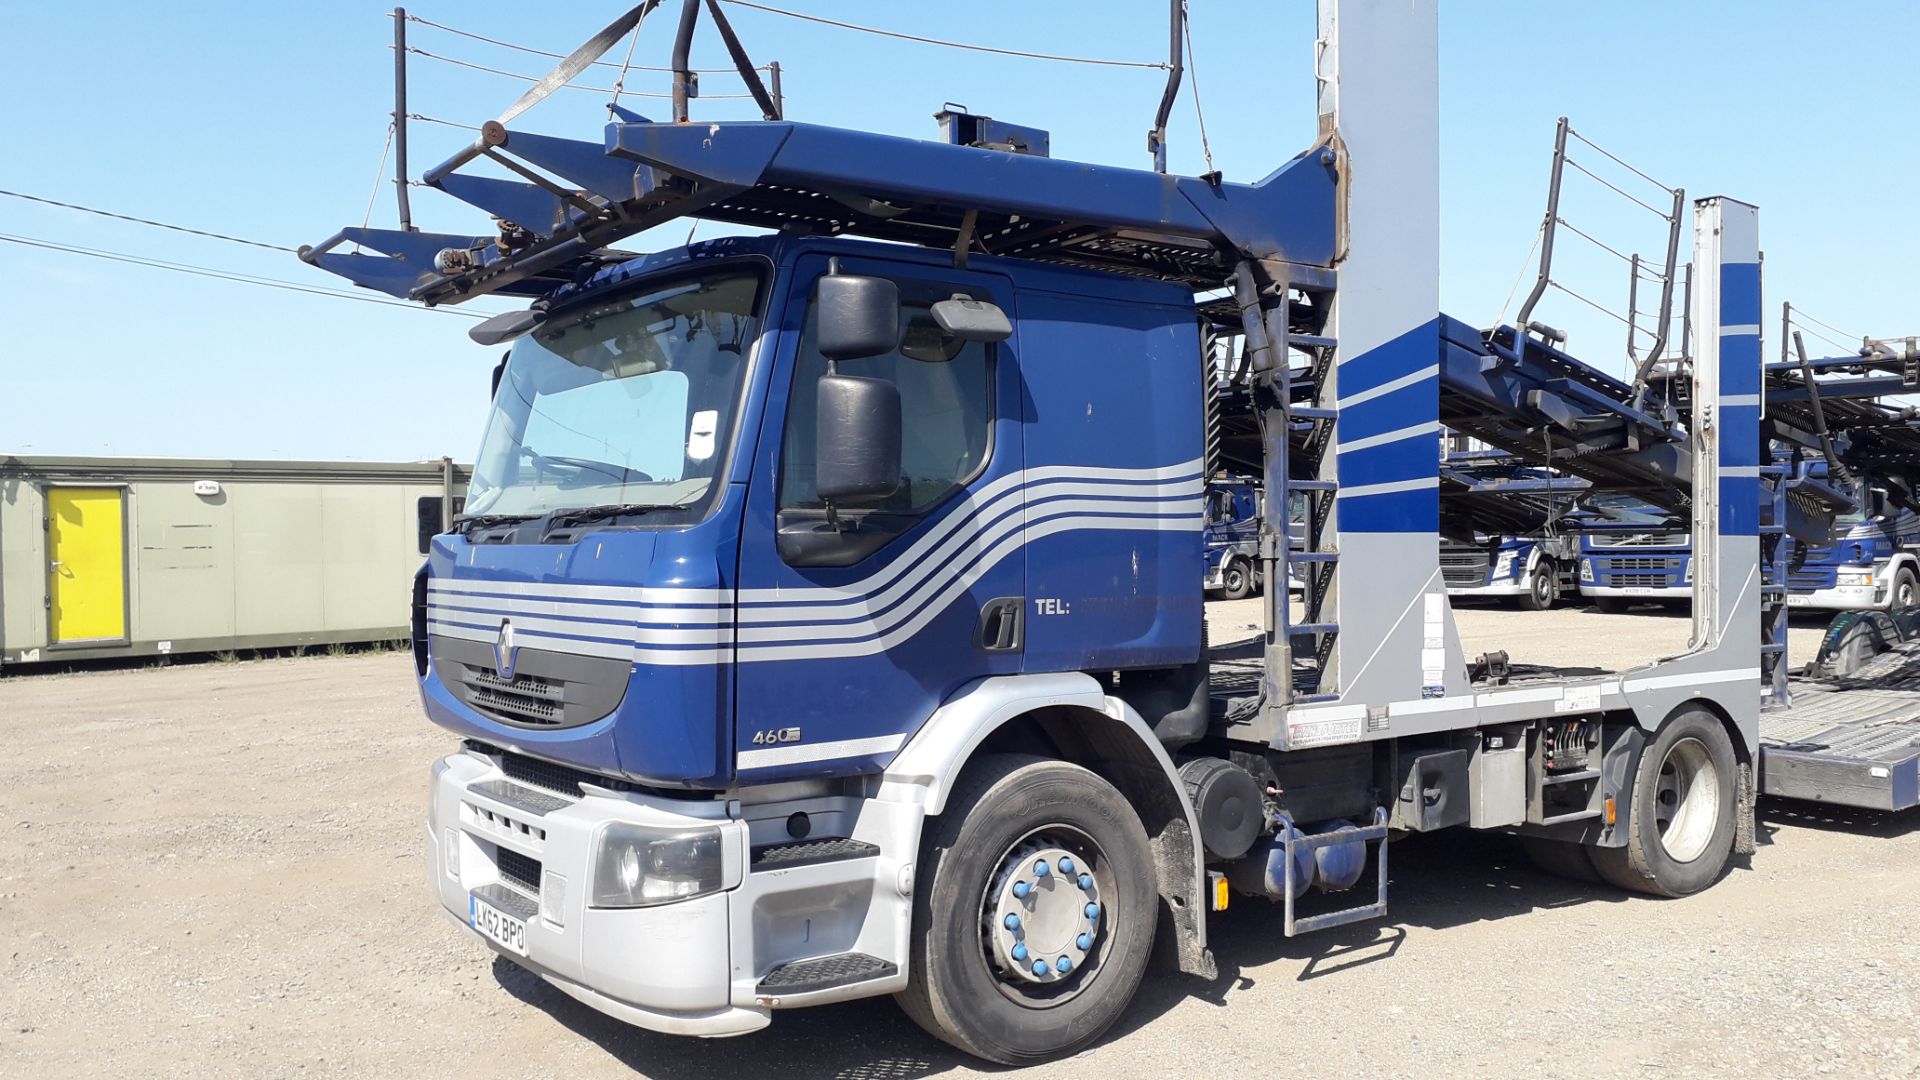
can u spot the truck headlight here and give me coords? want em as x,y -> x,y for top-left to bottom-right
1684,560 -> 1692,584
1494,552 -> 1516,579
1838,570 -> 1872,587
1580,560 -> 1594,582
590,822 -> 724,908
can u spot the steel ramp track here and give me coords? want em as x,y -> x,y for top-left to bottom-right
1763,641 -> 1920,811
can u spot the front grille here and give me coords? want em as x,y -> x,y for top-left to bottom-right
1440,547 -> 1490,588
1602,556 -> 1680,571
496,846 -> 542,894
487,745 -> 634,798
1589,532 -> 1687,548
1790,567 -> 1839,590
466,670 -> 565,725
1605,572 -> 1677,588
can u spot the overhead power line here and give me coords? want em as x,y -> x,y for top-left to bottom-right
402,45 -> 755,99
716,0 -> 1171,69
401,11 -> 767,74
0,188 -> 296,253
0,232 -> 485,319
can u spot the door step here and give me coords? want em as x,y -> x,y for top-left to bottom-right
756,952 -> 897,996
750,837 -> 880,870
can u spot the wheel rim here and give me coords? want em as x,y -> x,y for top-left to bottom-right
980,826 -> 1109,1005
1653,736 -> 1720,863
1534,574 -> 1553,605
1899,577 -> 1916,608
1225,566 -> 1246,592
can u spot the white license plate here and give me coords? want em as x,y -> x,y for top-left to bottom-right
1787,595 -> 1811,607
1619,587 -> 1657,595
470,894 -> 528,956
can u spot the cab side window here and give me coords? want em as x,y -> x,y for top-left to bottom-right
780,283 -> 994,519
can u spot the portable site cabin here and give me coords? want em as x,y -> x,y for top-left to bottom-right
0,456 -> 468,667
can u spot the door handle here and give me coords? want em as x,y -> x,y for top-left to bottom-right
976,597 -> 1025,652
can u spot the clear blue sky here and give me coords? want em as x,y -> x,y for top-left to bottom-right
4,1 -> 1915,461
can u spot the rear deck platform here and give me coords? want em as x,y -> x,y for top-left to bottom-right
1765,643 -> 1920,811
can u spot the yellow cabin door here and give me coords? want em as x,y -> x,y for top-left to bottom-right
47,488 -> 128,643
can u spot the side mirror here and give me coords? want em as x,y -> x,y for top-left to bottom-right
931,295 -> 1012,343
816,372 -> 901,503
816,273 -> 900,360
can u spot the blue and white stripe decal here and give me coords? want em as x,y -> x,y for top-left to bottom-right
1335,320 -> 1443,533
1717,259 -> 1761,537
426,459 -> 1204,666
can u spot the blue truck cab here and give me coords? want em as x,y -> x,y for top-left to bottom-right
1204,478 -> 1290,599
1786,506 -> 1920,611
1576,494 -> 1693,610
1441,534 -> 1575,609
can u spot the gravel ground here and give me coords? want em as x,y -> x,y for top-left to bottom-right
2,604 -> 1914,1080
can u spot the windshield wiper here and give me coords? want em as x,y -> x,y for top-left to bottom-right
540,501 -> 687,535
453,512 -> 540,535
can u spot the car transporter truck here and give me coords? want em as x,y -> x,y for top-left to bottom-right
299,0 -> 1920,1064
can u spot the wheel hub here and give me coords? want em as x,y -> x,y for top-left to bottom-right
1654,736 -> 1720,862
985,841 -> 1101,985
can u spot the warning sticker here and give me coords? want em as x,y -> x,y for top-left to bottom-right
1289,714 -> 1364,749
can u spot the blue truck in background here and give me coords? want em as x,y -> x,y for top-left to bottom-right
1203,478 -> 1262,599
1578,491 -> 1920,613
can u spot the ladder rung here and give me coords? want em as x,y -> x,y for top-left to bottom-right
1289,406 -> 1337,421
1292,692 -> 1340,704
1288,480 -> 1337,492
1289,552 -> 1339,563
1287,334 -> 1336,350
1761,643 -> 1787,655
1288,622 -> 1338,636
1535,809 -> 1602,826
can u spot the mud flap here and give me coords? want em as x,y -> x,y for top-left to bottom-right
1734,759 -> 1757,856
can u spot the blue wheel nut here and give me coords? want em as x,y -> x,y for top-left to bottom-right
1033,859 -> 1051,877
1031,959 -> 1049,976
1012,880 -> 1030,899
1076,932 -> 1093,950
1057,856 -> 1076,875
1056,956 -> 1073,973
1011,942 -> 1029,962
1085,902 -> 1101,920
1004,913 -> 1021,931
1077,874 -> 1095,890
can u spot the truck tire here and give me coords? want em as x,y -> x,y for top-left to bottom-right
1888,566 -> 1919,611
1521,565 -> 1558,611
1520,837 -> 1598,883
1222,558 -> 1254,601
1589,709 -> 1737,897
896,754 -> 1157,1065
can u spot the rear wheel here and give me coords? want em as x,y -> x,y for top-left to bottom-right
1590,709 -> 1737,897
1221,559 -> 1254,601
1521,565 -> 1558,611
1888,566 -> 1918,611
896,755 -> 1157,1065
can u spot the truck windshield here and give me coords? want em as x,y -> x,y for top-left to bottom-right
464,269 -> 762,520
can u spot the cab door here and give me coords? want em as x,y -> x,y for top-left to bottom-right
47,487 -> 129,644
732,254 -> 1022,781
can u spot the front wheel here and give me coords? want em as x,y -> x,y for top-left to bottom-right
1521,565 -> 1558,611
1888,566 -> 1919,611
1221,559 -> 1254,601
1590,708 -> 1738,897
896,755 -> 1157,1065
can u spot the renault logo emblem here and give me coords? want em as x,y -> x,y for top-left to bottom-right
493,620 -> 519,680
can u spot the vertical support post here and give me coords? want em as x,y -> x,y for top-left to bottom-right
768,60 -> 783,119
392,7 -> 414,232
1312,0 -> 1452,707
1514,117 -> 1570,339
1147,0 -> 1184,173
440,456 -> 455,532
670,0 -> 701,123
1687,197 -> 1762,676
